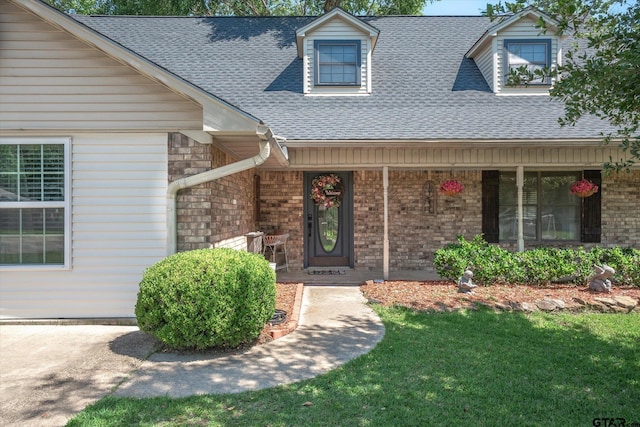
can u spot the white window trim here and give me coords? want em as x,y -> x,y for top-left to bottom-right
314,40 -> 362,87
304,37 -> 370,96
0,137 -> 72,271
503,38 -> 552,87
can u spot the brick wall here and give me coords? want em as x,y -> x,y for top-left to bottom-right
257,169 -> 482,271
256,170 -> 304,269
168,133 -> 258,252
353,170 -> 384,270
169,143 -> 638,269
209,148 -> 256,248
601,170 -> 640,247
387,170 -> 482,271
169,133 -> 213,251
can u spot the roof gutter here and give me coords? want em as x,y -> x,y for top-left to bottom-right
166,128 -> 274,255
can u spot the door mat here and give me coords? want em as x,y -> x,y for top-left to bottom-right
308,270 -> 347,275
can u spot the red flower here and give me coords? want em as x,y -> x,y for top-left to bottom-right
438,180 -> 464,196
570,179 -> 598,197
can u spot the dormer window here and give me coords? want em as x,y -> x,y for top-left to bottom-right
504,39 -> 551,85
295,8 -> 378,95
315,40 -> 361,86
465,8 -> 563,94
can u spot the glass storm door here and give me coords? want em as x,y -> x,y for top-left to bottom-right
304,172 -> 353,267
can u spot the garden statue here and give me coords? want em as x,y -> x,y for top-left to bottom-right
457,270 -> 477,294
588,264 -> 615,293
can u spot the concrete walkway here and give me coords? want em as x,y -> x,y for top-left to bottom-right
115,286 -> 385,397
0,285 -> 384,426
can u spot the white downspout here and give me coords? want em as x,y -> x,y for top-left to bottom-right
166,140 -> 271,256
516,165 -> 524,252
383,166 -> 389,280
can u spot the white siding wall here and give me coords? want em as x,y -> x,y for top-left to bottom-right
0,1 -> 203,131
0,133 -> 168,319
303,19 -> 370,95
473,44 -> 495,92
495,17 -> 559,94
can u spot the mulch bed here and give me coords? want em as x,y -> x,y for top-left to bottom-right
360,280 -> 640,313
259,283 -> 301,343
188,281 -> 638,354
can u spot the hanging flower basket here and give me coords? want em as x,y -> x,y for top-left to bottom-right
569,179 -> 599,198
310,174 -> 343,208
438,179 -> 464,196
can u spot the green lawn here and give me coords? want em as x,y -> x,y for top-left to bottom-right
67,307 -> 640,427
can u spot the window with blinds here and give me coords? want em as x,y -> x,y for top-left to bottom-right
0,139 -> 69,266
498,171 -> 581,242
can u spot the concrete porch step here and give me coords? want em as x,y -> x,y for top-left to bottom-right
276,269 -> 443,285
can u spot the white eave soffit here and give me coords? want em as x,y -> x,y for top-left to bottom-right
295,7 -> 380,58
466,7 -> 561,58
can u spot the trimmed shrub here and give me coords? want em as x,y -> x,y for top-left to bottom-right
514,248 -> 575,285
433,235 -> 523,285
434,235 -> 639,287
135,248 -> 276,350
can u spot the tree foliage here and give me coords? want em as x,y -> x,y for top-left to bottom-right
487,0 -> 640,172
44,0 -> 433,16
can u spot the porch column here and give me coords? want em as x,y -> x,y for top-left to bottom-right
383,166 -> 389,279
516,165 -> 524,252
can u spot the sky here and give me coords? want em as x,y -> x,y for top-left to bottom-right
423,0 -> 493,16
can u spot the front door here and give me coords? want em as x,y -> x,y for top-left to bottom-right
304,171 -> 353,267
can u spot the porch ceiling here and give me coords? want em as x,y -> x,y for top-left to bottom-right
212,133 -> 288,169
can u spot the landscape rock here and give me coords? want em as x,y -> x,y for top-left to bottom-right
564,301 -> 584,312
549,299 -> 565,309
572,297 -> 587,306
589,302 -> 610,312
610,305 -> 629,313
613,296 -> 638,309
493,302 -> 512,311
510,301 -> 537,312
536,299 -> 557,311
594,297 -> 617,307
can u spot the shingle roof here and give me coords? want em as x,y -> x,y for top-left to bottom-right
73,14 -> 609,141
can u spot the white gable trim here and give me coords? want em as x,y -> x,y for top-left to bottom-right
9,0 -> 260,133
295,8 -> 379,58
466,7 -> 561,58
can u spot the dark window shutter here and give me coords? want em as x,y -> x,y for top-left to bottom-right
581,170 -> 602,243
482,170 -> 500,243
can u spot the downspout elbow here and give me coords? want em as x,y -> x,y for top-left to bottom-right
166,139 -> 272,256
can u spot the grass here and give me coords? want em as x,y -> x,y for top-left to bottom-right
67,307 -> 640,427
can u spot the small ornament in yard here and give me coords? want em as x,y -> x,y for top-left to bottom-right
588,264 -> 615,293
310,173 -> 343,208
457,269 -> 477,294
439,179 -> 464,196
569,178 -> 599,198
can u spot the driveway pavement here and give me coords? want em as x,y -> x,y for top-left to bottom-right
0,325 -> 157,427
0,286 -> 384,426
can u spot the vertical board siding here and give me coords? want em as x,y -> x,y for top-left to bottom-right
1,133 -> 168,319
287,145 -> 627,168
0,2 -> 203,131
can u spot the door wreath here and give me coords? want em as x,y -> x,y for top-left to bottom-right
310,174 -> 343,208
